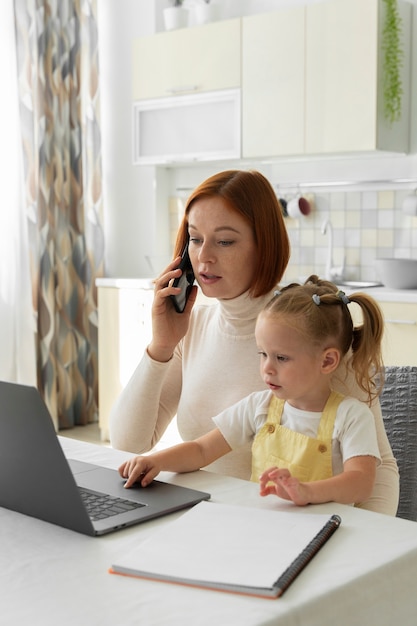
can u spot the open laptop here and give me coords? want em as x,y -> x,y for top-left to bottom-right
0,381 -> 210,536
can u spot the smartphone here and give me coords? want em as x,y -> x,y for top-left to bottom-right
170,243 -> 195,313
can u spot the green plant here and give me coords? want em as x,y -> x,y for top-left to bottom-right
381,0 -> 404,125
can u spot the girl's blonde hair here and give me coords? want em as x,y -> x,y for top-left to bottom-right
262,275 -> 385,403
173,170 -> 290,298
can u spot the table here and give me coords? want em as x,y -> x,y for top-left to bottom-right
2,438 -> 417,626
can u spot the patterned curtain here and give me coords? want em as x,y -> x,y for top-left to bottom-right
14,0 -> 104,429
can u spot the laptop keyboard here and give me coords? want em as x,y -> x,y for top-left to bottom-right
79,487 -> 146,521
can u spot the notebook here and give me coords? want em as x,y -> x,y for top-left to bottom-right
110,501 -> 341,598
0,381 -> 210,536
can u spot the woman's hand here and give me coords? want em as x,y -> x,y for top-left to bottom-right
259,467 -> 310,506
119,456 -> 161,488
147,257 -> 198,362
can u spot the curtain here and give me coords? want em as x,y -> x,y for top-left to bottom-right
14,0 -> 104,430
0,0 -> 36,386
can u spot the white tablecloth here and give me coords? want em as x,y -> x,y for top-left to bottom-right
1,437 -> 417,626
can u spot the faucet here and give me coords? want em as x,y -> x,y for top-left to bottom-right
321,219 -> 345,283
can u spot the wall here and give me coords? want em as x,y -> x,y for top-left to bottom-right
168,162 -> 417,284
97,0 -> 156,278
284,188 -> 417,283
98,0 -> 417,280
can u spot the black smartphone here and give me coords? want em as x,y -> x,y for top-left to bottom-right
170,243 -> 195,313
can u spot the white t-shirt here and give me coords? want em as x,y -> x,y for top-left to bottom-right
213,390 -> 381,476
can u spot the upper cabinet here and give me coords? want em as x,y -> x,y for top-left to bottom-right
242,8 -> 305,158
305,0 -> 411,155
132,19 -> 241,100
132,19 -> 241,164
132,0 -> 411,163
242,0 -> 411,159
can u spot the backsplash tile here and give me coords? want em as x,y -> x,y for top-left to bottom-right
283,189 -> 417,285
378,190 -> 394,209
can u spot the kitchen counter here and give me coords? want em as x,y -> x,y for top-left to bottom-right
96,277 -> 154,289
96,278 -> 417,304
335,285 -> 417,304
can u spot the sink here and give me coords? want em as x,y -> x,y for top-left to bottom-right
337,281 -> 383,289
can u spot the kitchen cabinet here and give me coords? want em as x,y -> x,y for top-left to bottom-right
131,0 -> 411,162
305,0 -> 411,154
242,8 -> 305,158
379,302 -> 417,366
132,19 -> 241,164
350,294 -> 417,366
97,281 -> 154,441
132,19 -> 241,100
241,0 -> 411,160
132,89 -> 241,164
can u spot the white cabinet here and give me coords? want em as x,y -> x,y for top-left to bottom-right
132,1 -> 411,162
132,19 -> 241,100
350,297 -> 417,366
133,89 -> 241,164
305,0 -> 411,154
241,0 -> 411,160
379,302 -> 417,366
97,283 -> 153,441
132,19 -> 241,164
242,8 -> 305,158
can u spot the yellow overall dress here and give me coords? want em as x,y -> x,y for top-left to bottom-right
251,391 -> 345,483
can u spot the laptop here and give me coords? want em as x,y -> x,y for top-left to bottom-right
0,381 -> 210,536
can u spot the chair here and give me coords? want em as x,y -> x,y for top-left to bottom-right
379,365 -> 417,521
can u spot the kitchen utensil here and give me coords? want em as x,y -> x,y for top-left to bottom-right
375,258 -> 417,289
287,194 -> 311,218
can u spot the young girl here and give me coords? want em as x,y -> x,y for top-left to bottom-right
119,275 -> 385,507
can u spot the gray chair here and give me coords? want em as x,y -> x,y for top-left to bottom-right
379,365 -> 417,521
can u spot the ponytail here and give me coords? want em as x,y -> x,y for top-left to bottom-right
349,293 -> 385,401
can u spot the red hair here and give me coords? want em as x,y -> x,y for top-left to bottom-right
173,170 -> 290,298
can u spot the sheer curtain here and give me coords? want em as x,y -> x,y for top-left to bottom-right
10,0 -> 104,430
0,0 -> 36,385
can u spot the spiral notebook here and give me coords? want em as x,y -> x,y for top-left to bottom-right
109,501 -> 341,598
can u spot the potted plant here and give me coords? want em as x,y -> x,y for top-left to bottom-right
163,0 -> 189,31
194,0 -> 220,25
382,0 -> 404,124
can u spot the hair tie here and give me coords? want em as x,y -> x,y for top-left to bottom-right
312,294 -> 321,306
337,290 -> 350,305
273,289 -> 282,297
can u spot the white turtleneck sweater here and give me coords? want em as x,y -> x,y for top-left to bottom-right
109,289 -> 399,515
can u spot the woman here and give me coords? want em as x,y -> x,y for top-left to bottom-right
110,169 -> 399,515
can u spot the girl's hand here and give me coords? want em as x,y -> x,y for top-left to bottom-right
147,257 -> 198,362
259,467 -> 310,506
118,456 -> 161,488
